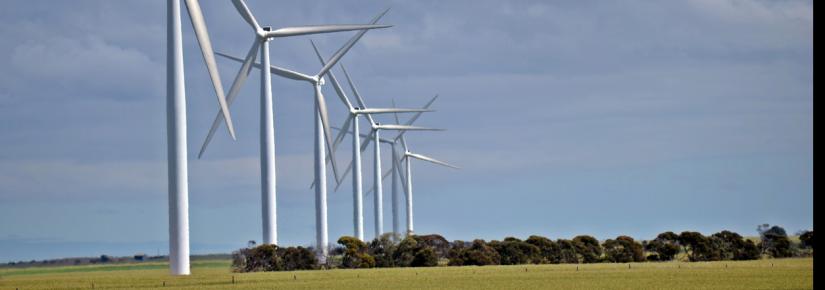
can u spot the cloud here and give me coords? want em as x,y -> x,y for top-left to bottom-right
9,35 -> 163,100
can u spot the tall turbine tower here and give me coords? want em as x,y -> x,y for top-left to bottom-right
340,67 -> 443,239
167,0 -> 237,276
197,0 -> 389,246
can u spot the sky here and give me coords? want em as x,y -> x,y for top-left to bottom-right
0,0 -> 813,262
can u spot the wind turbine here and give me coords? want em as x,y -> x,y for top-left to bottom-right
166,0 -> 237,276
335,94 -> 439,240
196,0 -> 390,247
340,67 -> 444,240
306,52 -> 432,242
360,97 -> 449,238
216,11 -> 391,261
396,129 -> 459,236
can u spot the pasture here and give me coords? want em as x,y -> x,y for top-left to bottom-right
0,258 -> 812,289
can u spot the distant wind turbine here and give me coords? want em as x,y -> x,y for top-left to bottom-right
340,68 -> 443,240
306,52 -> 431,242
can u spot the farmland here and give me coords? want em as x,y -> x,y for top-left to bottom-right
0,258 -> 812,289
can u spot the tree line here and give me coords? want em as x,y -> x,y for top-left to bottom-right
230,225 -> 813,272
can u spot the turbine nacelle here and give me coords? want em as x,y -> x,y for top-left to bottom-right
255,26 -> 270,39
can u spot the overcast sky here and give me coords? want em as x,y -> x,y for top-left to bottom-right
0,0 -> 812,262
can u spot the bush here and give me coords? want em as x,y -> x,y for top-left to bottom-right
338,236 -> 374,269
368,233 -> 398,267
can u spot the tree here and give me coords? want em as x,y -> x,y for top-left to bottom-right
646,232 -> 680,261
490,237 -> 541,265
394,236 -> 419,267
448,240 -> 469,266
450,239 -> 501,266
411,247 -> 439,267
556,239 -> 579,264
758,225 -> 793,258
799,230 -> 813,249
710,231 -> 759,261
232,244 -> 284,272
281,246 -> 318,271
572,235 -> 602,263
416,234 -> 451,259
525,235 -> 561,264
678,231 -> 718,262
603,236 -> 645,263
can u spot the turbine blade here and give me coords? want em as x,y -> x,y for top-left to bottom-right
332,115 -> 353,151
359,108 -> 433,114
216,52 -> 315,82
231,0 -> 260,31
341,64 -> 375,125
198,39 -> 260,158
183,0 -> 236,140
394,95 -> 439,142
359,128 -> 374,153
266,24 -> 392,39
400,133 -> 409,153
315,87 -> 341,184
310,41 -> 353,110
407,153 -> 460,169
394,154 -> 409,198
392,99 -> 401,124
376,124 -> 444,131
364,162 -> 394,197
332,149 -> 356,192
316,9 -> 391,78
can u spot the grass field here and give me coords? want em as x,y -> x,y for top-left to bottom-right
0,258 -> 812,289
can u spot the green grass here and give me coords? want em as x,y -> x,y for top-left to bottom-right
0,258 -> 812,289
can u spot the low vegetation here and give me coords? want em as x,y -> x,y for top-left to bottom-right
230,225 -> 812,272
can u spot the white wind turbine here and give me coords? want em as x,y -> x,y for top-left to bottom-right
361,97 -> 453,237
166,0 -> 237,276
216,11 -> 391,261
307,48 -> 433,242
196,0 -> 390,247
337,95 -> 439,240
395,125 -> 459,235
340,68 -> 444,240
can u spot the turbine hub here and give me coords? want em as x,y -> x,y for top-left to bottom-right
262,26 -> 272,31
317,76 -> 326,86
